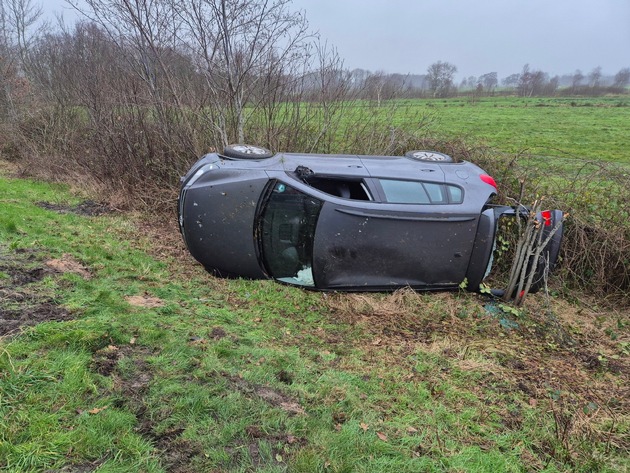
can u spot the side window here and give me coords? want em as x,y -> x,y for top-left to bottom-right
258,181 -> 323,286
447,185 -> 463,204
380,179 -> 464,204
423,182 -> 447,203
302,176 -> 372,201
380,180 -> 430,204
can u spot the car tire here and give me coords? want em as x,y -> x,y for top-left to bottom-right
222,144 -> 273,159
405,150 -> 454,163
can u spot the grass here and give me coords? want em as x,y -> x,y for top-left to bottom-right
331,95 -> 630,164
0,168 -> 628,472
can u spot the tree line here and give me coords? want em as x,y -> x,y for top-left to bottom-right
348,63 -> 630,99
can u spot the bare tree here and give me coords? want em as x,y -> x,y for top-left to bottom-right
613,67 -> 630,89
426,60 -> 457,98
517,64 -> 548,97
502,73 -> 519,89
588,66 -> 602,88
0,0 -> 45,120
172,0 -> 311,145
479,72 -> 497,95
571,69 -> 584,92
516,64 -> 532,96
364,71 -> 391,105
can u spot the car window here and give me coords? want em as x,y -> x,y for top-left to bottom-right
423,182 -> 447,203
302,176 -> 372,201
447,185 -> 463,204
258,181 -> 323,286
380,179 -> 464,204
380,179 -> 430,204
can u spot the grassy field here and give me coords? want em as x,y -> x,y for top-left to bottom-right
0,167 -> 628,472
371,96 -> 630,164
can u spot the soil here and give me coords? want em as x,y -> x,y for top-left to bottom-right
36,200 -> 116,217
0,247 -> 75,336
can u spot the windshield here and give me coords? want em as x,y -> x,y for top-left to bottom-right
258,181 -> 323,286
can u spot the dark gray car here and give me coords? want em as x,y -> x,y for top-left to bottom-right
178,145 -> 563,292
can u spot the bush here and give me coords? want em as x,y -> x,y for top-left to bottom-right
474,152 -> 630,303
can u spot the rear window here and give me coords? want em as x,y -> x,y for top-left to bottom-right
380,179 -> 463,204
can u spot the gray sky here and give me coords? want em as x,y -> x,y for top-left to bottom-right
291,0 -> 630,79
44,0 -> 630,80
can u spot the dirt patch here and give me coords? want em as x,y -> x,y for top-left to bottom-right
46,254 -> 91,279
0,247 -> 75,336
0,248 -> 48,286
223,373 -> 306,415
125,294 -> 165,308
37,200 -> 116,217
92,343 -> 203,473
0,298 -> 74,336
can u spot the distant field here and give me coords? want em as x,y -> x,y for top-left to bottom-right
385,96 -> 630,163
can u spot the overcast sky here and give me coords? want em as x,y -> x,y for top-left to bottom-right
44,0 -> 630,80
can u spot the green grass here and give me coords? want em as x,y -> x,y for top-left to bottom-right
336,95 -> 630,163
0,173 -> 628,472
429,96 -> 629,163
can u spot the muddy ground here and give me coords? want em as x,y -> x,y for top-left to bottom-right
0,247 -> 75,336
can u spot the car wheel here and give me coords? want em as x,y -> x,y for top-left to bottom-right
405,150 -> 454,163
222,144 -> 273,159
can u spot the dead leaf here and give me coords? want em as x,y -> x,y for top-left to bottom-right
376,432 -> 388,441
88,406 -> 108,415
406,426 -> 418,433
287,435 -> 297,444
130,337 -> 136,345
360,422 -> 369,432
372,338 -> 382,346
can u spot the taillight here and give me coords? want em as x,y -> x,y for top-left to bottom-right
480,174 -> 497,189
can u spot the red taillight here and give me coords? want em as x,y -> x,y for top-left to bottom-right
541,210 -> 552,226
480,174 -> 497,189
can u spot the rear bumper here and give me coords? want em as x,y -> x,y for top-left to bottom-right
466,206 -> 564,293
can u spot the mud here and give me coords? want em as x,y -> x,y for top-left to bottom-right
0,248 -> 74,336
92,343 -> 204,473
37,200 -> 115,217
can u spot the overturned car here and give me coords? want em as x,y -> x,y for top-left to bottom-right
178,145 -> 563,292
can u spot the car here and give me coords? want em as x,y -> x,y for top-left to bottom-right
178,144 -> 563,292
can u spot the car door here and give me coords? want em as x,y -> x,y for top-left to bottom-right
311,179 -> 479,290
